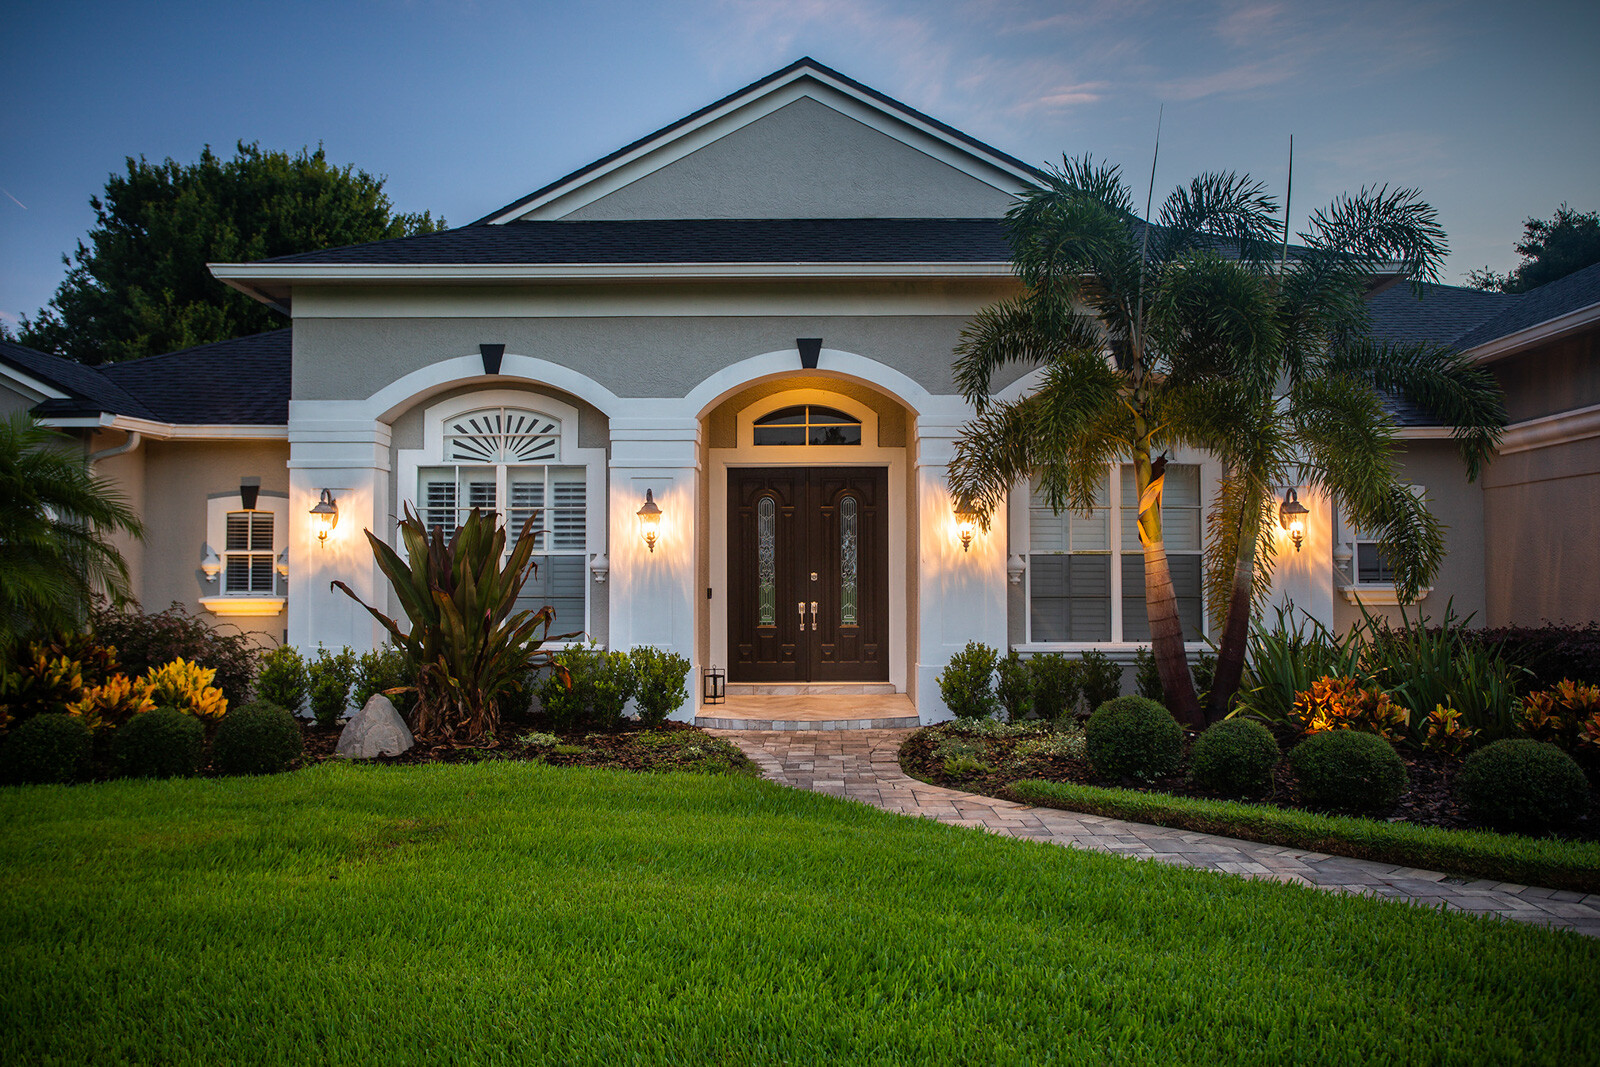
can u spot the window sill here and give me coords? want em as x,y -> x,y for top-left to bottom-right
1011,642 -> 1210,657
200,595 -> 287,617
1338,586 -> 1431,606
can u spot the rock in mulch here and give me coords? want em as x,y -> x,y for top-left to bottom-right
335,695 -> 415,759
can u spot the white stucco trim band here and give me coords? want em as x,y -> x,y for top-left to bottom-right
1498,403 -> 1600,455
37,412 -> 289,441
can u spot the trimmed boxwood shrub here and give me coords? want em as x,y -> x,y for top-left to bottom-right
1190,719 -> 1279,799
1,713 -> 91,785
937,642 -> 1000,721
114,707 -> 204,779
1289,730 -> 1406,814
212,701 -> 304,776
1085,695 -> 1182,781
1456,739 -> 1589,832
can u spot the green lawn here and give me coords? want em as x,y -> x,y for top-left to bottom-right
2,763 -> 1597,1065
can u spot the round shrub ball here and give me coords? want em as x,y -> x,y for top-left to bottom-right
1,714 -> 91,785
1289,730 -> 1407,814
1190,718 -> 1279,799
114,707 -> 204,779
1456,739 -> 1589,832
212,701 -> 304,776
1085,695 -> 1183,781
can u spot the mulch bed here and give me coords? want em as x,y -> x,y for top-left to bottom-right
900,722 -> 1600,843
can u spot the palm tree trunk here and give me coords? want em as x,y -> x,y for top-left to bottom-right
1133,442 -> 1204,729
1208,492 -> 1263,723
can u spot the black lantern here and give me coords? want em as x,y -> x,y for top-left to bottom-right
1279,488 -> 1309,552
636,489 -> 662,553
702,666 -> 726,705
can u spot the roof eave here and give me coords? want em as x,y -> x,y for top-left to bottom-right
1461,300 -> 1600,364
35,412 -> 288,440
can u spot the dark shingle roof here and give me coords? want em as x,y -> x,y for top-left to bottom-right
1452,260 -> 1600,351
1365,282 -> 1517,347
0,339 -> 159,419
257,218 -> 1015,266
96,330 -> 291,424
472,57 -> 1048,225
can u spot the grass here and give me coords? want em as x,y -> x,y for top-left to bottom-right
1008,778 -> 1600,894
1,762 -> 1597,1065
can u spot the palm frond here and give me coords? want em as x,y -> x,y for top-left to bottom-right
1303,185 -> 1448,289
951,298 -> 1103,408
1148,250 -> 1281,392
1153,172 -> 1281,267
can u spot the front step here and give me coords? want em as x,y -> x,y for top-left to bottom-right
696,691 -> 918,731
723,682 -> 898,696
697,713 -> 921,731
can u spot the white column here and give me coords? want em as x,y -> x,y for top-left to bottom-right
914,412 -> 1008,723
1266,483 -> 1336,628
608,415 -> 701,721
285,409 -> 392,655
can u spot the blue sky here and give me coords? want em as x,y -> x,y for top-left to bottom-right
4,0 -> 1596,331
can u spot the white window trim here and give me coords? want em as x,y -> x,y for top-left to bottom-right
1009,454 -> 1216,651
1336,484 -> 1432,605
394,388 -> 607,645
735,390 -> 880,450
200,491 -> 288,617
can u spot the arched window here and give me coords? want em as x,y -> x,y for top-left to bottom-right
417,405 -> 587,632
753,405 -> 861,446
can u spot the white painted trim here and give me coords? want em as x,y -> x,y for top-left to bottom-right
0,363 -> 68,401
203,491 -> 290,607
734,389 -> 881,448
352,354 -> 626,421
1338,586 -> 1432,606
200,596 -> 287,617
486,66 -> 1041,223
1498,403 -> 1600,455
1396,426 -> 1456,440
684,348 -> 952,418
394,388 -> 608,641
1465,300 -> 1600,364
36,413 -> 289,440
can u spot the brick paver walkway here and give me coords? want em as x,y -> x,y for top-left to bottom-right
711,728 -> 1600,937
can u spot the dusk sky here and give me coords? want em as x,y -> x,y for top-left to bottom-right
4,1 -> 1596,333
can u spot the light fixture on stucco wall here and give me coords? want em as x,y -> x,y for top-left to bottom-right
1279,488 -> 1309,552
955,504 -> 977,553
636,490 -> 662,553
310,490 -> 340,543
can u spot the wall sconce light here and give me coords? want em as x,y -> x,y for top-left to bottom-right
1279,488 -> 1309,552
200,545 -> 222,582
955,504 -> 977,553
636,489 -> 662,553
310,489 -> 339,543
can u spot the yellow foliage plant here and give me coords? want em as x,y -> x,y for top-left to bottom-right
141,658 -> 229,721
1292,676 -> 1408,742
1516,680 -> 1600,748
68,674 -> 158,734
1420,704 -> 1476,755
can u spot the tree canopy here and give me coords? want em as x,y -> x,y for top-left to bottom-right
18,141 -> 444,363
1468,205 -> 1600,293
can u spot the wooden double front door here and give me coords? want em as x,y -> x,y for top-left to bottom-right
728,467 -> 889,682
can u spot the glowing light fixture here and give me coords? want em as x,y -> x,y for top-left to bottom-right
1279,488 -> 1309,552
955,504 -> 977,553
636,489 -> 662,553
310,489 -> 340,543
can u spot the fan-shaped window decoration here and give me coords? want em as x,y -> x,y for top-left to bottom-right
445,408 -> 559,464
753,405 -> 861,446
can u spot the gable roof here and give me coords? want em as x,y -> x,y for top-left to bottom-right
476,57 -> 1046,225
0,339 -> 159,420
256,218 -> 1013,266
1367,262 -> 1600,359
1452,260 -> 1600,353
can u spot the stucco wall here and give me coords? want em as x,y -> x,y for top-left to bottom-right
1491,330 -> 1599,422
0,379 -> 45,417
1332,441 -> 1487,631
290,300 -> 1026,405
1483,435 -> 1600,625
558,97 -> 1017,221
138,439 -> 292,642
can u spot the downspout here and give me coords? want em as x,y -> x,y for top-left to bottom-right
87,429 -> 142,467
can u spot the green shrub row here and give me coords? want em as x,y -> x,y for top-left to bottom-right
533,645 -> 692,732
1007,777 -> 1600,894
936,642 -> 1125,723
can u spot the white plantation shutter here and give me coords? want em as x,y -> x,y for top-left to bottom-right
223,511 -> 275,594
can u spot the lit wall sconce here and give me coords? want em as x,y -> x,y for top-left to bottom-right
276,548 -> 290,579
955,504 -> 977,553
636,489 -> 662,553
310,489 -> 339,542
200,545 -> 222,582
1279,488 -> 1309,552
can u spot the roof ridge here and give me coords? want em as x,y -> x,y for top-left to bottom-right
97,327 -> 292,374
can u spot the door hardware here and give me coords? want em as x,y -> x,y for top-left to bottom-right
810,601 -> 819,631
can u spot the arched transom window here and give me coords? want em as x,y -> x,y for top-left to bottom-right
753,405 -> 861,446
419,406 -> 585,630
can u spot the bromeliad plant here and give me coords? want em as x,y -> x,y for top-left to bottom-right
335,506 -> 573,743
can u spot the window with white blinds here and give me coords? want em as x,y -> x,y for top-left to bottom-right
223,511 -> 276,595
1343,485 -> 1425,586
1027,464 -> 1205,643
417,406 -> 587,633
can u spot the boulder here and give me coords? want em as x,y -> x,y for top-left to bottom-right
335,695 -> 415,759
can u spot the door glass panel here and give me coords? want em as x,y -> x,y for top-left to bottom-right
840,496 -> 858,626
757,496 -> 776,626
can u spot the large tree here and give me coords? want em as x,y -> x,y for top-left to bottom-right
19,142 -> 444,363
0,413 -> 144,647
1468,204 -> 1600,293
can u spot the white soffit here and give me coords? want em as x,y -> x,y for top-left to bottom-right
488,66 -> 1042,224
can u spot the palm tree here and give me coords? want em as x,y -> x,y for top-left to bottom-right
0,413 -> 144,647
1196,190 -> 1505,719
948,158 -> 1284,728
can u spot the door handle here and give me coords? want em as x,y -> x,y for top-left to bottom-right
810,601 -> 819,631
797,602 -> 807,633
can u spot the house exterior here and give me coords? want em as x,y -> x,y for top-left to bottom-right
3,59 -> 1596,722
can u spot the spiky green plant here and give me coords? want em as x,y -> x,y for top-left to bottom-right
334,506 -> 571,742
